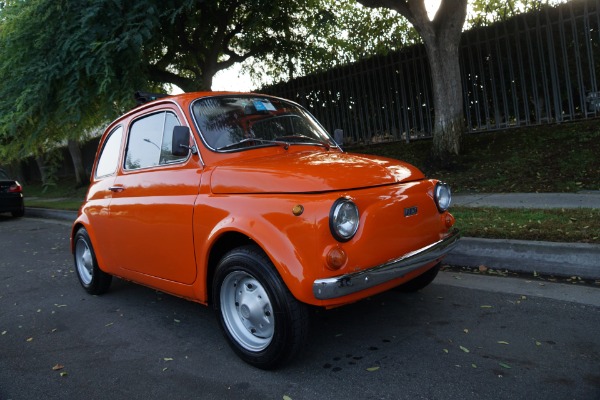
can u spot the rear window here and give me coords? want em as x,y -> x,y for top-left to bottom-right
95,126 -> 123,178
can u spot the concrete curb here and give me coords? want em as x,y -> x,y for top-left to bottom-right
446,237 -> 600,280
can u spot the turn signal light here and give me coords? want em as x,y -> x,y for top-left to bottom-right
326,246 -> 347,270
443,213 -> 455,229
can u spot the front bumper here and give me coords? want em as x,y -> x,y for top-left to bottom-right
313,228 -> 460,300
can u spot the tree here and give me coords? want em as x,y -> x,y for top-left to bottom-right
0,0 -> 317,167
355,0 -> 468,164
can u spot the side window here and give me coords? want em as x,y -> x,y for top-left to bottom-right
160,113 -> 185,164
95,126 -> 123,178
125,111 -> 188,170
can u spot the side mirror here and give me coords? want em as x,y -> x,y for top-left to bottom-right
333,128 -> 344,146
172,126 -> 196,156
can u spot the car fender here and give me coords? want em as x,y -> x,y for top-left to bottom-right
192,197 -> 326,304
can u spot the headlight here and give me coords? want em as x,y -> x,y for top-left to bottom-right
330,198 -> 360,242
434,182 -> 452,212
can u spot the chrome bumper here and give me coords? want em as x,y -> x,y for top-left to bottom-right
313,229 -> 460,300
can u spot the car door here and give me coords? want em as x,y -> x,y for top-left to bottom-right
107,108 -> 202,284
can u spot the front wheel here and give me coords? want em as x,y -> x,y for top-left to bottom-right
212,245 -> 309,369
73,228 -> 112,295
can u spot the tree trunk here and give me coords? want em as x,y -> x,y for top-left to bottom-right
35,155 -> 49,187
355,0 -> 468,165
67,139 -> 87,186
425,39 -> 464,164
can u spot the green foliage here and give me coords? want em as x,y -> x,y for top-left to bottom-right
0,0 -> 324,162
0,0 -> 158,161
468,0 -> 563,26
248,0 -> 419,83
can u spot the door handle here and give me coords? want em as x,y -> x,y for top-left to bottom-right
109,185 -> 126,193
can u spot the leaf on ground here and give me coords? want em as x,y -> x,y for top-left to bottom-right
60,372 -> 68,377
471,364 -> 477,368
1,331 -> 6,335
283,396 -> 293,400
366,366 -> 380,372
497,341 -> 510,345
459,346 -> 470,353
163,358 -> 174,362
443,349 -> 449,354
499,362 -> 512,369
26,337 -> 33,342
52,364 -> 64,371
480,305 -> 493,308
463,329 -> 469,334
535,341 -> 542,346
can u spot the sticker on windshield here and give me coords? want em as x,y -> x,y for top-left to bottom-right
253,99 -> 277,112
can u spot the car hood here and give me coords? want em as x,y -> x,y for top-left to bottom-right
210,151 -> 425,194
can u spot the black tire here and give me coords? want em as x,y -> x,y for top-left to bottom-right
395,263 -> 441,292
212,245 -> 309,369
11,204 -> 24,218
73,228 -> 112,295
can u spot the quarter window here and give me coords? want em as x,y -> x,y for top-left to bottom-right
125,111 -> 188,170
95,126 -> 123,178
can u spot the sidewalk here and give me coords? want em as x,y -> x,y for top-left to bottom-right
25,192 -> 600,280
453,191 -> 600,209
447,192 -> 600,280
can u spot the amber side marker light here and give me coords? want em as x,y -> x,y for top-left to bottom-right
292,204 -> 304,216
444,213 -> 455,229
326,246 -> 347,271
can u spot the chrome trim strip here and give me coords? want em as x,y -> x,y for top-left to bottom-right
313,229 -> 460,300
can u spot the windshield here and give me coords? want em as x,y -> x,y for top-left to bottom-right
191,95 -> 336,151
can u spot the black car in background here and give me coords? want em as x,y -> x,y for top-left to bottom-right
0,169 -> 24,217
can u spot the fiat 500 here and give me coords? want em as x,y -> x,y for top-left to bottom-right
71,92 -> 459,369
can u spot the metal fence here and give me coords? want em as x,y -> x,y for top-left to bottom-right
262,0 -> 600,144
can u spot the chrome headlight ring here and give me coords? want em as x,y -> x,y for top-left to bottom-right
434,182 -> 452,213
329,198 -> 360,242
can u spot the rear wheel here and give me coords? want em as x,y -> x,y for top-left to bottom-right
73,228 -> 112,295
395,263 -> 441,292
11,203 -> 24,218
212,245 -> 309,369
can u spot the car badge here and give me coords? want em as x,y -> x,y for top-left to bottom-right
404,206 -> 418,217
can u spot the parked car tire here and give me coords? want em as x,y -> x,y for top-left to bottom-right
395,263 -> 441,292
213,245 -> 309,369
11,205 -> 24,218
73,228 -> 112,295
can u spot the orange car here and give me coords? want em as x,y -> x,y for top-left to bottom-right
71,92 -> 459,369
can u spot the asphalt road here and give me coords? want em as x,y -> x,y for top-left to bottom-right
1,216 -> 599,400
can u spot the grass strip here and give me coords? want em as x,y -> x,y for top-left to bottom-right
451,207 -> 600,244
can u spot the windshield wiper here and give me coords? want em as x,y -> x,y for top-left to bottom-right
276,134 -> 332,150
216,138 -> 290,151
